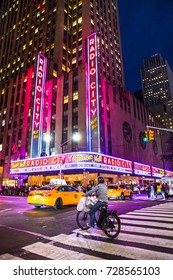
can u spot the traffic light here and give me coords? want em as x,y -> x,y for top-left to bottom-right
142,130 -> 149,142
149,130 -> 155,141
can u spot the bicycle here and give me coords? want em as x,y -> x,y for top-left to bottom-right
76,198 -> 121,238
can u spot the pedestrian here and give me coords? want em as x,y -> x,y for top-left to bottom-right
153,184 -> 157,198
150,184 -> 156,199
161,183 -> 166,200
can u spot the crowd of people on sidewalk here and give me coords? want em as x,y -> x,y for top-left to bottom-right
0,183 -> 94,197
0,181 -> 170,200
147,183 -> 169,200
0,185 -> 32,196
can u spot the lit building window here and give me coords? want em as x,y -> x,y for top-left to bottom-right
53,70 -> 57,77
72,58 -> 76,64
64,96 -> 69,104
78,17 -> 82,24
73,91 -> 78,100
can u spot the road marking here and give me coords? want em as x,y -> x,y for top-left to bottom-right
0,224 -> 52,240
0,208 -> 12,213
120,218 -> 173,228
72,229 -> 173,249
22,242 -> 102,260
125,212 -> 173,217
0,253 -> 23,260
120,214 -> 173,222
49,233 -> 173,260
121,224 -> 173,237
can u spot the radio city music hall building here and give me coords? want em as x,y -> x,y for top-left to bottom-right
0,0 -> 172,187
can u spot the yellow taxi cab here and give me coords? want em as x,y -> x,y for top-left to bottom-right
27,184 -> 83,209
107,184 -> 133,200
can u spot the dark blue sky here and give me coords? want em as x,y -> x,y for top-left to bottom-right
118,0 -> 173,93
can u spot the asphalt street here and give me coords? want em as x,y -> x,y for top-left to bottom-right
0,194 -> 173,260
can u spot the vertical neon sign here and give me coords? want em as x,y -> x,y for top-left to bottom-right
86,33 -> 101,152
30,53 -> 47,158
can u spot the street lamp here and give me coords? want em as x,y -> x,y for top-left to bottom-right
43,133 -> 51,156
59,132 -> 81,181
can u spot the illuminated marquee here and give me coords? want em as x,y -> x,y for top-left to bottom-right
10,152 -> 132,174
152,166 -> 164,177
30,54 -> 47,158
165,170 -> 173,177
134,162 -> 151,176
86,33 -> 101,152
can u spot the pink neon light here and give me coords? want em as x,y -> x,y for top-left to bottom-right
33,56 -> 45,131
89,35 -> 97,120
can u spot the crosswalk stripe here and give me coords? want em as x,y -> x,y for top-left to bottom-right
120,218 -> 173,228
121,224 -> 173,237
120,214 -> 173,222
72,227 -> 173,248
50,233 -> 173,260
0,253 -> 23,260
123,212 -> 173,217
22,242 -> 102,260
136,210 -> 173,214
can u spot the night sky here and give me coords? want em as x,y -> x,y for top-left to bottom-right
118,0 -> 173,93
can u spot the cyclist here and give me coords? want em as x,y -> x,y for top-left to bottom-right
85,176 -> 108,227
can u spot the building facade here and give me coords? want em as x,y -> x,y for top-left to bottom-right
0,1 -> 171,187
141,54 -> 173,129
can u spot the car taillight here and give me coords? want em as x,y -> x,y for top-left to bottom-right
41,193 -> 52,197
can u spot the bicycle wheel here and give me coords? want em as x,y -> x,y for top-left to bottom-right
76,210 -> 90,230
102,211 -> 121,238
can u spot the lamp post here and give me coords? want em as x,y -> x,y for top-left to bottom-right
43,133 -> 51,156
58,132 -> 81,182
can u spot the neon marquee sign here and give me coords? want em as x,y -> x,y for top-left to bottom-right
10,152 -> 133,174
86,33 -> 101,152
134,162 -> 151,176
152,166 -> 164,177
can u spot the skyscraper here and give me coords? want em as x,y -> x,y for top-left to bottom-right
141,54 -> 173,129
0,0 -> 124,155
0,1 -> 167,186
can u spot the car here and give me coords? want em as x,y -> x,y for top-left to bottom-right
107,184 -> 133,200
27,184 -> 83,209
